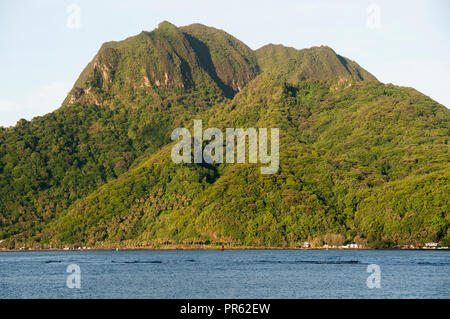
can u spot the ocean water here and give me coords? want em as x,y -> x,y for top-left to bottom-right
0,249 -> 448,298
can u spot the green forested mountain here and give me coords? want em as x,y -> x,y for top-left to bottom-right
0,22 -> 448,249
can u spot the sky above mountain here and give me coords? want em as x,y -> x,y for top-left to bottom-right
0,0 -> 449,127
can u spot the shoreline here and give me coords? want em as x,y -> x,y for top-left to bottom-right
1,246 -> 449,252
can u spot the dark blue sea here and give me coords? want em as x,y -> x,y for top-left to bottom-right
0,250 -> 448,298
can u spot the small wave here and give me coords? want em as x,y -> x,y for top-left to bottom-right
417,262 -> 450,266
256,260 -> 361,265
111,260 -> 163,264
44,260 -> 62,263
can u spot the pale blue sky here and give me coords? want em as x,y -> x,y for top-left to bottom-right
0,0 -> 449,127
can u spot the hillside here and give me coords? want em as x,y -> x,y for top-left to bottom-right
0,22 -> 448,249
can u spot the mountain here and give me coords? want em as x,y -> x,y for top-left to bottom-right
0,22 -> 448,249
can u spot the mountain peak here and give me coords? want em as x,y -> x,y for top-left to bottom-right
256,43 -> 377,82
157,20 -> 178,30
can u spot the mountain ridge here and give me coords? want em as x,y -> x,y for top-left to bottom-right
63,21 -> 377,108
